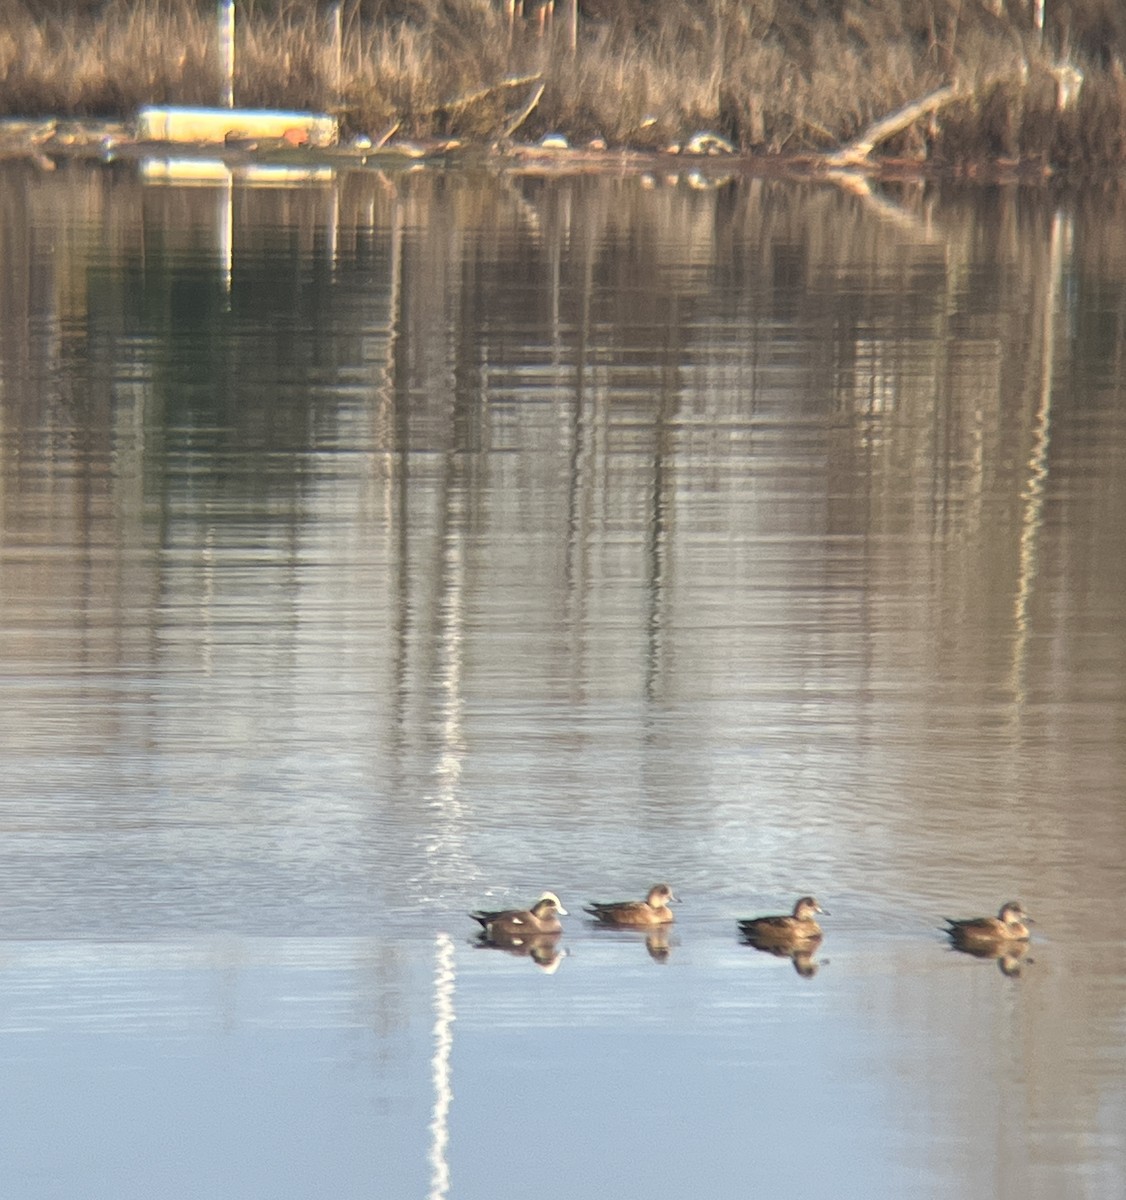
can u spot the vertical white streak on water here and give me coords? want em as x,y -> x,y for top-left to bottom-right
327,185 -> 339,274
219,175 -> 234,300
1011,210 -> 1068,709
427,932 -> 456,1200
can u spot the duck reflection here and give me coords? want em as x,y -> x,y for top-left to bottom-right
739,934 -> 824,977
643,927 -> 674,963
472,932 -> 566,973
947,936 -> 1033,977
579,924 -> 676,963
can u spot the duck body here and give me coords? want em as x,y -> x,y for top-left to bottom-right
944,901 -> 1031,950
584,883 -> 677,927
470,891 -> 567,939
738,896 -> 826,946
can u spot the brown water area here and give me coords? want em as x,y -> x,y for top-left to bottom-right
0,162 -> 1123,1198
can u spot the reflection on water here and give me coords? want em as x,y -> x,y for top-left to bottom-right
643,928 -> 673,964
947,938 -> 1034,978
1,161 -> 1125,1198
428,932 -> 456,1200
472,932 -> 566,972
741,937 -> 825,978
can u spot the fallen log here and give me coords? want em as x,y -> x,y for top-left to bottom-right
501,82 -> 546,139
822,85 -> 962,168
434,73 -> 542,116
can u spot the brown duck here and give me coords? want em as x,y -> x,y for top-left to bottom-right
469,891 -> 567,939
944,901 -> 1031,950
738,896 -> 827,946
584,883 -> 677,927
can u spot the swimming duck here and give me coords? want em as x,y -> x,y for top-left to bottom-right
469,891 -> 567,939
584,883 -> 677,927
944,901 -> 1031,950
738,896 -> 827,946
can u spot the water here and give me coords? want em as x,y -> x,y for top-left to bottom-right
0,159 -> 1124,1199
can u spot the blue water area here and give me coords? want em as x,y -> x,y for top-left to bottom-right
1,162 -> 1124,1198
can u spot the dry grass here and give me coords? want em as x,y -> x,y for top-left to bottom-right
0,0 -> 1125,165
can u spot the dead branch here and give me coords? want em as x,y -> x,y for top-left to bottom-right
442,73 -> 543,114
822,85 -> 962,167
372,119 -> 401,149
501,82 -> 546,139
405,74 -> 542,121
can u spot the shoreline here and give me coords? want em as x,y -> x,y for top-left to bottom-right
0,115 -> 1087,187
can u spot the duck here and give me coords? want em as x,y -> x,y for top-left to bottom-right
584,883 -> 677,927
469,891 -> 567,939
738,896 -> 827,946
944,901 -> 1031,950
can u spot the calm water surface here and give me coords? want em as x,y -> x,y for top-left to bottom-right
0,160 -> 1124,1198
